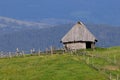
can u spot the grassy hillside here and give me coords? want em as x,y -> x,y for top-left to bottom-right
0,47 -> 120,80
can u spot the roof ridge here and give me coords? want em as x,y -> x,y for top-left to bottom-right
61,21 -> 97,43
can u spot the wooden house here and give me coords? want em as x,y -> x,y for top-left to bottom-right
61,21 -> 97,50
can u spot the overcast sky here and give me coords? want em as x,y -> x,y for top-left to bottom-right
0,0 -> 120,26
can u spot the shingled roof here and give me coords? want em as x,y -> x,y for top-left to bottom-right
61,22 -> 97,43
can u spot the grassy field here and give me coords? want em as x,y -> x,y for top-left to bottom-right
0,47 -> 120,80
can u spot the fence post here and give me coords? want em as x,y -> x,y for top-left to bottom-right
113,55 -> 116,64
86,57 -> 90,64
82,54 -> 85,60
33,48 -> 35,55
22,51 -> 25,57
70,50 -> 73,55
50,46 -> 54,55
75,49 -> 77,55
46,48 -> 49,55
109,73 -> 112,80
31,48 -> 35,55
9,52 -> 12,58
16,48 -> 19,56
38,49 -> 41,56
62,48 -> 65,54
116,74 -> 119,80
30,49 -> 33,55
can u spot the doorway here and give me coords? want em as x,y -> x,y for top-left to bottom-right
86,42 -> 91,48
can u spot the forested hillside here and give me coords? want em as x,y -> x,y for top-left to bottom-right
0,17 -> 120,51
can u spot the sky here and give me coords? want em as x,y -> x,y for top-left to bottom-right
0,0 -> 120,26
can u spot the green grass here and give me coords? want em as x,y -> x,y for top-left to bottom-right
0,55 -> 107,80
0,46 -> 120,80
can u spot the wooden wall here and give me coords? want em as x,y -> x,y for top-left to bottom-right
64,42 -> 86,50
64,42 -> 95,50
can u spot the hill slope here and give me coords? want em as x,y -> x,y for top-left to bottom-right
0,54 -> 107,80
0,47 -> 120,80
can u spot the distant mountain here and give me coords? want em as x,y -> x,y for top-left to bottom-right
0,17 -> 119,52
0,16 -> 53,33
86,24 -> 120,47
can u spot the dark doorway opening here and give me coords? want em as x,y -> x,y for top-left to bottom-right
86,42 -> 91,48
